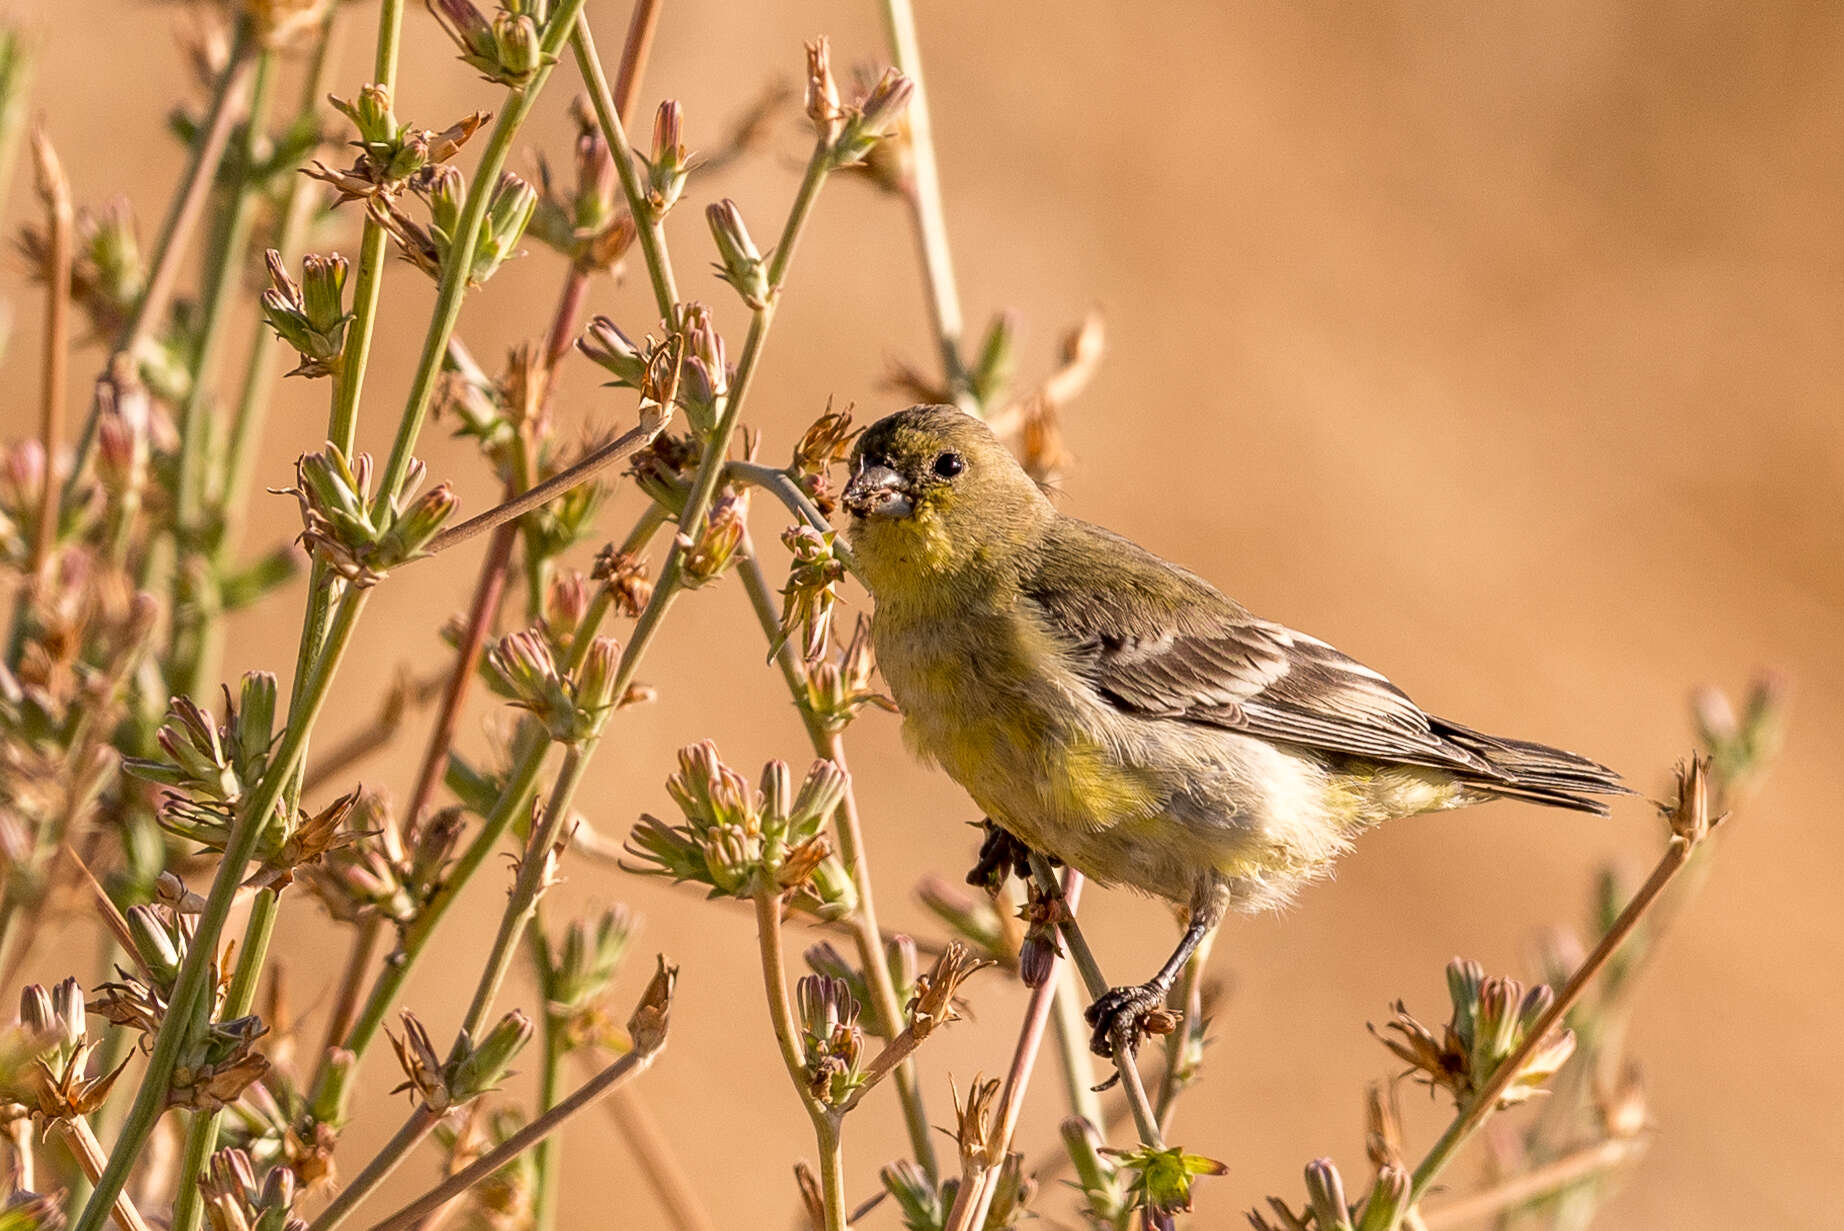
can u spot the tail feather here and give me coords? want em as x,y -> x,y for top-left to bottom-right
1432,719 -> 1631,817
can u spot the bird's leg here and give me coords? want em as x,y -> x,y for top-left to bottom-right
1084,878 -> 1228,1058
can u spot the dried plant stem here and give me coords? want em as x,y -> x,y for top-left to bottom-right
327,0 -> 407,455
419,413 -> 669,558
364,997 -> 675,1231
598,1085 -> 718,1231
306,1104 -> 443,1231
1408,829 -> 1706,1207
572,16 -> 678,320
1025,853 -> 1164,1148
52,1118 -> 154,1231
74,589 -> 370,1231
948,872 -> 1084,1231
375,0 -> 588,507
30,125 -> 72,576
1421,1136 -> 1648,1229
874,0 -> 970,404
58,845 -> 153,984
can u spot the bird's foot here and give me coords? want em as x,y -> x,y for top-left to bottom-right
964,819 -> 1058,893
1084,982 -> 1181,1058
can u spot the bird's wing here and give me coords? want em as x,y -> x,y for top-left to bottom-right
1025,518 -> 1497,775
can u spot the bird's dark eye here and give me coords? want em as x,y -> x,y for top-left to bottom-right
933,451 -> 965,478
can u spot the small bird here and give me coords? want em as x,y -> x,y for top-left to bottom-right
841,405 -> 1627,1057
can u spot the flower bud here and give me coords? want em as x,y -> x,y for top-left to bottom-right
644,100 -> 690,220
378,481 -> 458,566
572,635 -> 621,738
1355,1165 -> 1411,1231
577,315 -> 649,387
804,38 -> 842,141
1303,1159 -> 1355,1231
705,199 -> 770,309
474,172 -> 537,284
448,1010 -> 533,1102
492,11 -> 543,83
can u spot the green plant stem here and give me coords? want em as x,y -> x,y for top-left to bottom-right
525,917 -> 564,1231
219,16 -> 341,548
167,883 -> 282,1231
874,0 -> 970,405
169,47 -> 276,694
725,461 -> 855,572
327,0 -> 406,456
307,720 -> 551,1123
308,508 -> 666,1126
365,998 -> 675,1231
947,874 -> 1079,1231
1024,854 -> 1164,1149
751,882 -> 846,1231
454,743 -> 594,1044
306,1104 -> 442,1231
731,533 -> 937,1175
375,0 -> 589,506
73,589 -> 368,1231
1049,963 -> 1104,1131
571,17 -> 678,321
1408,832 -> 1701,1207
1154,927 -> 1211,1132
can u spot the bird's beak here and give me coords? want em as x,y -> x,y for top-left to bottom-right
842,464 -> 913,520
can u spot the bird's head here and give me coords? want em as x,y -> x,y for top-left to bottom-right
842,405 -> 1052,594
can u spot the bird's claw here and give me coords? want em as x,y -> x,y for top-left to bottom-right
1084,982 -> 1179,1058
964,819 -> 1057,893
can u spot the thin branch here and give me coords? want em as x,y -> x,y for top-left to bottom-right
1422,1136 -> 1649,1229
364,964 -> 677,1231
1409,765 -> 1718,1205
572,16 -> 678,321
306,1105 -> 443,1231
946,872 -> 1084,1231
300,667 -> 448,795
50,1119 -> 153,1231
116,30 -> 256,360
57,845 -> 154,985
418,408 -> 671,558
599,1085 -> 719,1231
874,0 -> 969,405
1025,853 -> 1163,1148
29,123 -> 71,577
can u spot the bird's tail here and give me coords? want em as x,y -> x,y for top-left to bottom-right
1432,719 -> 1632,816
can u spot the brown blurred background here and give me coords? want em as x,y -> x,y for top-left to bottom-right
5,1 -> 1842,1227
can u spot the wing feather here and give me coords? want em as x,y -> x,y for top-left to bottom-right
1025,519 -> 1500,777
